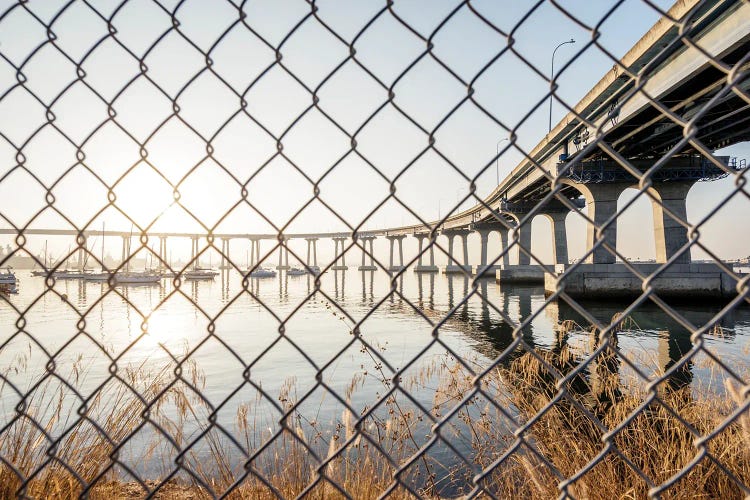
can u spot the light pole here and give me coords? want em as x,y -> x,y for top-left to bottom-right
496,137 -> 509,186
549,38 -> 575,133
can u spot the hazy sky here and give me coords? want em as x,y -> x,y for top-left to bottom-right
0,0 -> 747,267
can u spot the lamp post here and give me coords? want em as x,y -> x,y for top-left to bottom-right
549,38 -> 575,133
496,137 -> 509,186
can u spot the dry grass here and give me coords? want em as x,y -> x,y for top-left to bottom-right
490,343 -> 750,499
0,331 -> 748,498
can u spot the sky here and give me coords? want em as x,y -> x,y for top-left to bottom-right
0,0 -> 747,267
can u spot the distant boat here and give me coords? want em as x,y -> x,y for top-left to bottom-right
183,268 -> 219,280
31,241 -> 49,276
0,268 -> 17,285
52,269 -> 94,280
249,268 -> 277,278
286,267 -> 306,276
84,271 -> 110,282
114,271 -> 161,285
307,266 -> 321,275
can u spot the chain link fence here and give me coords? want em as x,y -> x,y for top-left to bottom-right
0,0 -> 749,498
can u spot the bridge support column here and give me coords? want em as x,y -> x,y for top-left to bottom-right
584,183 -> 625,264
305,237 -> 319,272
415,234 -> 438,272
121,236 -> 129,267
516,222 -> 532,266
359,236 -> 377,271
386,235 -> 406,272
651,182 -> 693,264
332,237 -> 348,270
77,235 -> 86,271
220,238 -> 230,269
158,236 -> 167,270
248,238 -> 261,269
277,239 -> 290,270
499,230 -> 510,267
473,229 -> 498,277
543,211 -> 569,265
495,219 -> 547,284
442,229 -> 472,274
190,236 -> 201,270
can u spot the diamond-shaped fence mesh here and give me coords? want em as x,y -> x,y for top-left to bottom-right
0,0 -> 749,498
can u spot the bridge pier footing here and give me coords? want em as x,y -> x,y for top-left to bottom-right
495,265 -> 546,284
473,264 -> 501,277
441,264 -> 472,274
545,263 -> 744,300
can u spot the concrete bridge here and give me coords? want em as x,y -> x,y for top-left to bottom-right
1,0 -> 748,300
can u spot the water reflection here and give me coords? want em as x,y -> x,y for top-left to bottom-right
7,269 -> 748,404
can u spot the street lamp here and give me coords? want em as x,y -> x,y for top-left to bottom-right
496,137 -> 509,186
548,38 -> 575,133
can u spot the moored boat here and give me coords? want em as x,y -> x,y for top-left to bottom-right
114,271 -> 161,284
286,267 -> 306,276
52,269 -> 94,280
183,268 -> 219,280
84,271 -> 110,282
0,268 -> 17,285
249,268 -> 277,278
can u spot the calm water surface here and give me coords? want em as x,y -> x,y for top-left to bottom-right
0,269 -> 748,489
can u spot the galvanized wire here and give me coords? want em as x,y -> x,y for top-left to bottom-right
0,0 -> 749,498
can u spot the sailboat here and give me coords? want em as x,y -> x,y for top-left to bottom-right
114,227 -> 160,285
52,244 -> 93,279
184,253 -> 219,280
31,240 -> 48,276
85,226 -> 110,282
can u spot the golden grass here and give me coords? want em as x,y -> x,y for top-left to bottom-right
0,332 -> 748,498
490,342 -> 750,499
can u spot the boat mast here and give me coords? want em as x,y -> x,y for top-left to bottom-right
101,221 -> 105,271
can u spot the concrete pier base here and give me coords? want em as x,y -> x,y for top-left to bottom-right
546,263 -> 744,300
276,265 -> 290,270
473,265 -> 501,277
442,265 -> 472,274
358,265 -> 378,271
332,265 -> 348,271
388,265 -> 406,273
496,265 -> 546,284
414,265 -> 439,273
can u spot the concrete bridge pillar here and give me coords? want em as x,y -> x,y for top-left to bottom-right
332,237 -> 348,270
516,222 -> 532,266
305,237 -> 318,268
220,238 -> 230,269
473,227 -> 505,277
499,229 -> 510,268
583,183 -> 626,264
386,235 -> 406,272
158,236 -> 167,269
121,235 -> 130,267
442,229 -> 472,274
249,238 -> 261,268
190,236 -> 200,270
543,212 -> 569,265
77,235 -> 86,271
479,230 -> 489,268
277,239 -> 290,270
414,234 -> 438,272
359,236 -> 377,271
650,181 -> 694,264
